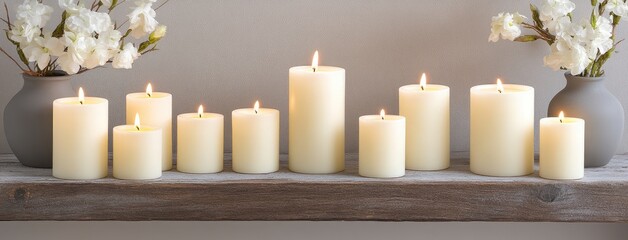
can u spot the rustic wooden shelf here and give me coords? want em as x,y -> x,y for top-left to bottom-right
1,153 -> 627,222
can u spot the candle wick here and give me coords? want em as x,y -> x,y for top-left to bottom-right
255,109 -> 258,114
313,67 -> 317,73
199,113 -> 202,118
147,93 -> 152,97
381,116 -> 384,120
136,126 -> 140,131
79,101 -> 83,105
560,119 -> 563,123
498,89 -> 502,94
421,86 -> 425,91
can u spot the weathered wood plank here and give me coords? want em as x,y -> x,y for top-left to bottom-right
1,153 -> 627,222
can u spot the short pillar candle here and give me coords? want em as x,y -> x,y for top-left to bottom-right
177,105 -> 224,174
470,79 -> 534,177
359,110 -> 406,178
113,114 -> 162,180
232,101 -> 280,174
399,73 -> 450,170
53,88 -> 108,180
540,111 -> 585,180
126,83 -> 172,171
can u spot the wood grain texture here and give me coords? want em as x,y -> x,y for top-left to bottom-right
1,153 -> 628,222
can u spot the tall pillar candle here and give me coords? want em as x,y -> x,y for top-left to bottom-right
289,51 -> 345,174
359,110 -> 405,178
177,105 -> 224,173
113,114 -> 162,180
399,73 -> 450,170
53,88 -> 108,179
232,101 -> 280,174
539,111 -> 585,180
126,83 -> 172,170
470,79 -> 534,177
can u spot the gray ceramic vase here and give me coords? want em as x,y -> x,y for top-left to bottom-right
4,72 -> 74,168
548,72 -> 625,167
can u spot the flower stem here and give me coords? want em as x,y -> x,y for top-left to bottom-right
0,46 -> 26,72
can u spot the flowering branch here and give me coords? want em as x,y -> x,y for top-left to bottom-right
489,0 -> 626,77
2,0 -> 168,76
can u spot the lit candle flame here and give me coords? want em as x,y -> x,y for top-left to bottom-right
78,87 -> 84,105
146,83 -> 153,97
380,109 -> 385,120
312,50 -> 319,73
497,79 -> 504,93
559,111 -> 565,123
198,105 -> 204,118
419,73 -> 427,91
254,100 -> 260,114
134,113 -> 141,131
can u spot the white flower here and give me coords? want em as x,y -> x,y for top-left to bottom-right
9,22 -> 41,44
128,0 -> 159,39
97,27 -> 123,50
544,15 -> 572,35
606,0 -> 628,18
150,25 -> 167,42
65,8 -> 113,34
585,16 -> 614,58
544,36 -> 591,75
83,46 -> 111,69
489,12 -> 526,42
112,43 -> 140,69
539,0 -> 576,22
22,36 -> 65,69
58,32 -> 94,74
16,0 -> 54,28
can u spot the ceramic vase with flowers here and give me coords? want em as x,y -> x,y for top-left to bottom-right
1,0 -> 167,167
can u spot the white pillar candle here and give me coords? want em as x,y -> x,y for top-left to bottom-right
53,88 -> 108,180
289,51 -> 345,174
126,83 -> 172,171
540,111 -> 585,180
399,73 -> 450,170
232,101 -> 280,174
177,105 -> 224,174
470,79 -> 534,177
113,114 -> 162,180
359,110 -> 406,178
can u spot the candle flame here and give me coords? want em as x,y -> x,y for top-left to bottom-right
78,87 -> 84,105
496,79 -> 504,93
312,50 -> 319,72
146,83 -> 153,97
198,105 -> 204,118
254,100 -> 260,114
380,109 -> 385,120
419,73 -> 427,91
559,111 -> 565,123
134,113 -> 141,131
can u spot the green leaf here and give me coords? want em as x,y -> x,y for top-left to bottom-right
16,47 -> 28,66
591,10 -> 598,29
591,0 -> 598,6
514,35 -> 540,42
138,41 -> 151,52
4,30 -> 19,45
530,4 -> 543,28
52,11 -> 68,38
109,0 -> 118,11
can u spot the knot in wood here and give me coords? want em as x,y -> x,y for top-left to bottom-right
538,184 -> 563,203
13,188 -> 27,201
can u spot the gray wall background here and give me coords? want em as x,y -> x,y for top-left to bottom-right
1,0 -> 627,239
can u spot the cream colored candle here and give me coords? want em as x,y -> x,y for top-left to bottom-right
540,111 -> 585,180
53,88 -> 108,180
232,101 -> 280,174
113,114 -> 162,180
126,83 -> 172,171
399,73 -> 450,170
470,79 -> 534,177
177,105 -> 224,173
359,110 -> 406,178
289,51 -> 345,174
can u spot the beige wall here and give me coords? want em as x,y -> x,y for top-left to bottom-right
2,0 -> 628,154
1,1 -> 628,238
